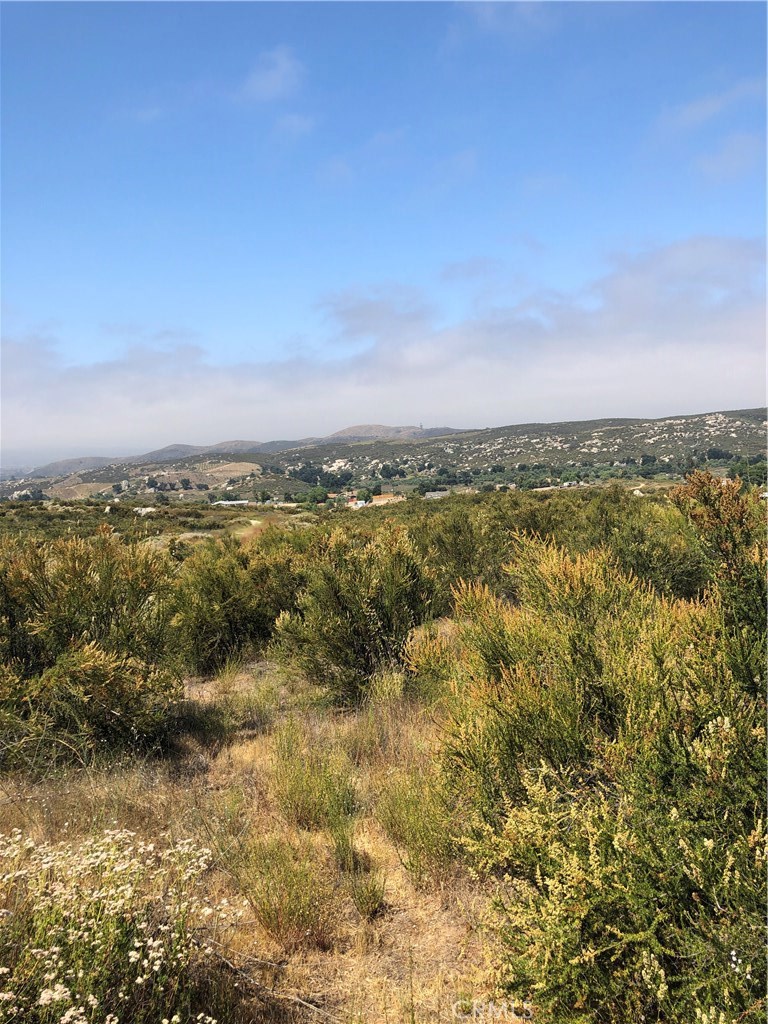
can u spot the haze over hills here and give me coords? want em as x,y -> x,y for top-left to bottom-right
21,425 -> 462,479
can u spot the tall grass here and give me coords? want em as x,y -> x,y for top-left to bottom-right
271,718 -> 358,830
232,835 -> 337,952
376,766 -> 455,886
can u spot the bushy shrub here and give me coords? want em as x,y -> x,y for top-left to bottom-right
347,869 -> 387,920
273,528 -> 438,703
0,532 -> 181,766
441,531 -> 766,1021
271,718 -> 357,831
172,538 -> 303,675
376,766 -> 455,886
671,471 -> 766,693
234,835 -> 337,952
0,530 -> 176,677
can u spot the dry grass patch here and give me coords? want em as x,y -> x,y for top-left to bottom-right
0,663 -> 493,1023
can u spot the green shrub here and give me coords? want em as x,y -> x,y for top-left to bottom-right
0,530 -> 176,678
271,718 -> 358,831
273,528 -> 438,703
172,538 -> 302,675
441,532 -> 766,1021
671,471 -> 766,693
347,869 -> 387,920
376,767 -> 455,886
0,532 -> 181,766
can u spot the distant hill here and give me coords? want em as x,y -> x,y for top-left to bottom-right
29,455 -> 121,477
327,424 -> 461,441
27,424 -> 461,477
16,411 -> 766,500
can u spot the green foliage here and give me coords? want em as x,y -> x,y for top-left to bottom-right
0,531 -> 181,766
440,522 -> 766,1022
271,718 -> 358,831
172,537 -> 302,674
273,528 -> 438,702
671,471 -> 766,693
0,529 -> 176,676
347,869 -> 387,920
376,766 -> 455,885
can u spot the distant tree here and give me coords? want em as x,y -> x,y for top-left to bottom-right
304,486 -> 329,505
180,477 -> 192,489
356,488 -> 373,504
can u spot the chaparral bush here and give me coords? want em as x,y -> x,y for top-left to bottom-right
439,476 -> 766,1023
0,531 -> 180,767
273,528 -> 438,703
172,536 -> 304,675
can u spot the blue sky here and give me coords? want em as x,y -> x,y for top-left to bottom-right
2,1 -> 765,464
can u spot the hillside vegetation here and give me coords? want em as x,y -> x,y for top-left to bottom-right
0,475 -> 764,1023
4,407 -> 765,504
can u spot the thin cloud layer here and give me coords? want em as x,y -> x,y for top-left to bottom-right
239,46 -> 304,102
660,77 -> 764,133
2,237 -> 764,466
696,132 -> 765,182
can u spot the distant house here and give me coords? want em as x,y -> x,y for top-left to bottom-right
212,500 -> 250,506
423,490 -> 450,500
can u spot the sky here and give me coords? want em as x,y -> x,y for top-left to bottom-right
1,1 -> 766,466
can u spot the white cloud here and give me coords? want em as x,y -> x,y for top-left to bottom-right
239,47 -> 304,102
450,1 -> 558,45
659,78 -> 764,133
2,236 -> 764,465
696,132 -> 764,182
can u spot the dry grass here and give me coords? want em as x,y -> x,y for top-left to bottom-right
0,661 -> 492,1023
